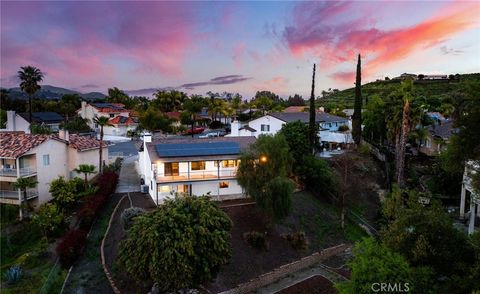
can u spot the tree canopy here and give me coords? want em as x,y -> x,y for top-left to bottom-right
118,195 -> 232,292
236,134 -> 294,220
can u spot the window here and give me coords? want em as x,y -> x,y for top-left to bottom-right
177,184 -> 189,193
159,185 -> 170,193
425,138 -> 432,148
164,162 -> 179,176
42,154 -> 50,166
219,181 -> 229,188
222,160 -> 237,168
261,124 -> 270,132
191,161 -> 206,170
109,113 -> 115,118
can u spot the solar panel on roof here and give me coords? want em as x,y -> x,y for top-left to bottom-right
155,141 -> 240,158
33,112 -> 63,121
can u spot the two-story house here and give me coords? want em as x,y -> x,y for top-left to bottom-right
228,111 -> 352,147
77,101 -> 137,136
460,160 -> 479,235
139,135 -> 255,204
2,111 -> 64,133
0,131 -> 107,209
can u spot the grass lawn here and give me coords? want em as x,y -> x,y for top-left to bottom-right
0,219 -> 66,294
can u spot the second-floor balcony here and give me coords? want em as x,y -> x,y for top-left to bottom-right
157,169 -> 236,183
0,188 -> 39,205
0,167 -> 37,177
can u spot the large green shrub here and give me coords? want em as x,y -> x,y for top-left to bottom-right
118,195 -> 232,292
32,203 -> 64,237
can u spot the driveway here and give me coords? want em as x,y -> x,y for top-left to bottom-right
115,155 -> 141,193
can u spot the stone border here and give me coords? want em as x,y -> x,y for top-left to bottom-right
220,244 -> 350,294
100,195 -> 127,294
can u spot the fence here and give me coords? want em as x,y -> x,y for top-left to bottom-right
220,244 -> 350,294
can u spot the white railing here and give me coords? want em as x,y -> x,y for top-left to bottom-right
157,170 -> 236,182
0,189 -> 38,200
0,167 -> 37,177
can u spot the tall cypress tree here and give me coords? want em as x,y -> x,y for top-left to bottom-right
309,64 -> 317,154
352,54 -> 362,145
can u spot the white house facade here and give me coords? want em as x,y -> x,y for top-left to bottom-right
139,135 -> 255,204
2,111 -> 64,133
78,101 -> 136,136
0,131 -> 107,208
460,160 -> 479,234
228,112 -> 352,146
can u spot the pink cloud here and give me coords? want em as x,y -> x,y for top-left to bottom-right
284,1 -> 480,83
253,76 -> 289,95
232,43 -> 246,67
1,2 -> 200,88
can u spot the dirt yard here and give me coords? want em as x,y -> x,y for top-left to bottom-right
207,192 -> 362,293
277,275 -> 337,294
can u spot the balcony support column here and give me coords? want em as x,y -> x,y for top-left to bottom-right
460,184 -> 466,219
188,162 -> 190,180
217,160 -> 220,179
15,157 -> 23,220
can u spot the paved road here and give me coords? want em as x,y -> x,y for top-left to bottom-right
115,155 -> 141,193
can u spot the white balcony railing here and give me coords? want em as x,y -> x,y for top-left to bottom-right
0,189 -> 39,200
157,170 -> 236,182
0,167 -> 37,177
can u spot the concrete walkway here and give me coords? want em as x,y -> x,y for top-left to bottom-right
115,155 -> 141,193
256,263 -> 347,294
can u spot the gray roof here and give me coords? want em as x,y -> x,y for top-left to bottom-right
240,125 -> 256,132
427,121 -> 455,140
269,112 -> 347,124
19,112 -> 64,123
146,136 -> 256,162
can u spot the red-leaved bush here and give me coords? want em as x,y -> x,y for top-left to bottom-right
56,229 -> 88,268
58,171 -> 119,266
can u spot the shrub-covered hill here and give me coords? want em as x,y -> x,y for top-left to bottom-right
318,73 -> 480,109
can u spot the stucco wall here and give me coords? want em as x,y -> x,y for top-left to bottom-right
69,147 -> 107,179
248,115 -> 285,138
24,139 -> 69,205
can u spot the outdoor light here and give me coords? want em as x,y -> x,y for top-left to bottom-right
260,155 -> 268,163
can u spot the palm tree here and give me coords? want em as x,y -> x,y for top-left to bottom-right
93,116 -> 113,174
14,177 -> 38,220
74,164 -> 96,189
18,66 -> 44,124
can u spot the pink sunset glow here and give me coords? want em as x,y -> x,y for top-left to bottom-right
1,1 -> 479,97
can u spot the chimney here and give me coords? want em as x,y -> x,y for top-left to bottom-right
81,101 -> 87,119
230,120 -> 240,137
6,111 -> 16,131
59,129 -> 70,141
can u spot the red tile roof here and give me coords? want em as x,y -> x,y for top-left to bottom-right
108,116 -> 136,125
165,111 -> 181,120
0,132 -> 53,158
68,134 -> 107,151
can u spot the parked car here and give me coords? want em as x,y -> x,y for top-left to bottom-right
184,127 -> 205,135
199,131 -> 220,138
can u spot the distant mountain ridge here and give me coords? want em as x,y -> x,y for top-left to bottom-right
2,85 -> 106,100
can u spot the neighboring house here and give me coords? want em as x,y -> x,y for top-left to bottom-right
78,101 -> 135,135
0,131 -> 107,207
2,111 -> 64,133
426,112 -> 447,124
139,135 -> 255,204
104,116 -> 138,136
460,160 -> 479,234
418,121 -> 455,156
227,111 -> 352,148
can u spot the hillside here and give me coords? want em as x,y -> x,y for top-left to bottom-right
2,85 -> 106,101
319,73 -> 480,108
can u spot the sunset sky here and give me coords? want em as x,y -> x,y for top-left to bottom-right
1,1 -> 479,98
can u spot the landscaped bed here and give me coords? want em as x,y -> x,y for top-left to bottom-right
207,191 -> 364,293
